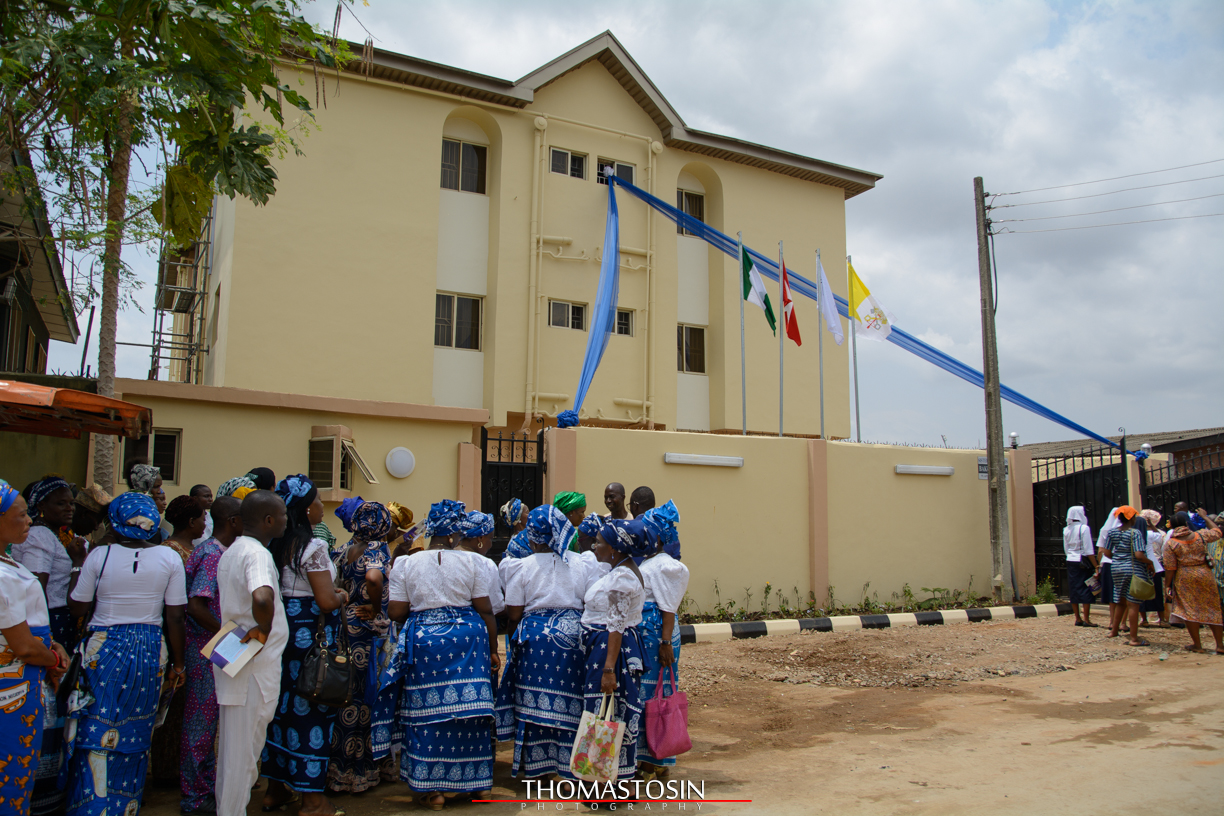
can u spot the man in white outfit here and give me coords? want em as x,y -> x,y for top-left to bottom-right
214,490 -> 289,816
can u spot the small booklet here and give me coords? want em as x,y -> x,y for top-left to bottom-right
201,620 -> 263,678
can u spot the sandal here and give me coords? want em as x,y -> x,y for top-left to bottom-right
417,793 -> 445,811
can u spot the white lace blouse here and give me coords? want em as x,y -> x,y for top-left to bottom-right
581,565 -> 645,634
388,549 -> 484,612
454,550 -> 504,615
639,553 -> 690,614
280,539 -> 338,598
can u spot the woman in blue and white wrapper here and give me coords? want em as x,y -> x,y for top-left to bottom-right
636,501 -> 689,779
495,506 -> 600,780
261,476 -> 350,815
581,518 -> 653,780
386,501 -> 500,811
454,511 -> 504,619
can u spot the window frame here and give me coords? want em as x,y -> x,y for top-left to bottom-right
440,138 -> 488,195
677,323 -> 707,374
549,300 -> 587,332
615,309 -> 633,337
550,147 -> 587,180
596,159 -> 636,186
310,425 -> 380,502
676,189 -> 705,236
125,427 -> 183,485
434,292 -> 483,351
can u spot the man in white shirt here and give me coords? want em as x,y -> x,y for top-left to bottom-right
215,490 -> 289,816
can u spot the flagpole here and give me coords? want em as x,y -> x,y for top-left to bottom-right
817,248 -> 825,440
778,240 -> 784,437
738,231 -> 747,436
848,254 -> 861,443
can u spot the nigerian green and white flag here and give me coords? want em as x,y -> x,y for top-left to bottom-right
740,245 -> 777,333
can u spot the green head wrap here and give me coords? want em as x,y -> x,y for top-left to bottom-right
553,491 -> 587,514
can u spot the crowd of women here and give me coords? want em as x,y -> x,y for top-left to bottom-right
1063,502 -> 1224,653
0,466 -> 689,816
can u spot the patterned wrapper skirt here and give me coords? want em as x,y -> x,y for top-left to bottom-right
327,620 -> 387,792
581,623 -> 645,780
494,607 -> 585,778
0,625 -> 49,816
1110,558 -> 1148,605
396,606 -> 495,792
1169,565 -> 1224,626
636,602 -> 683,767
370,627 -> 403,764
34,607 -> 83,814
179,629 -> 218,811
263,598 -> 342,793
63,623 -> 166,816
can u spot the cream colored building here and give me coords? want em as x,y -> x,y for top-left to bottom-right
112,33 -> 1037,611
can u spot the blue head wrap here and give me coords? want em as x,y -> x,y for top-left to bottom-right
108,492 -> 160,540
500,498 -> 524,529
351,501 -> 393,542
334,496 -> 365,532
29,476 -> 70,513
0,480 -> 20,514
1188,512 -> 1207,531
598,518 -> 655,557
577,513 -> 603,538
422,499 -> 467,538
460,511 -> 495,539
526,505 -> 575,557
276,474 -> 317,511
641,500 -> 681,558
505,530 -> 532,559
217,476 -> 256,499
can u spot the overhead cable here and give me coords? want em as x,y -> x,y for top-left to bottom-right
993,158 -> 1224,196
991,174 -> 1224,208
994,212 -> 1224,234
992,192 -> 1224,223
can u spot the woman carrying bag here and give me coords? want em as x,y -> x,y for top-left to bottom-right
262,476 -> 349,816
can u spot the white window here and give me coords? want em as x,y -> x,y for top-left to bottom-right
677,324 -> 706,373
676,190 -> 705,236
596,159 -> 635,186
549,300 -> 586,331
550,148 -> 586,180
309,425 -> 379,497
616,309 -> 633,336
125,428 -> 182,485
440,139 -> 487,194
435,293 -> 482,350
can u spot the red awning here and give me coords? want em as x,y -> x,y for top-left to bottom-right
0,380 -> 151,439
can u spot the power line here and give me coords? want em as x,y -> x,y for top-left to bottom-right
991,192 -> 1224,223
990,174 -> 1224,208
994,212 -> 1224,234
993,158 -> 1224,196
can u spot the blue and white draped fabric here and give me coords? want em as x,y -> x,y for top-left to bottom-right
396,606 -> 494,792
63,623 -> 166,816
577,514 -> 603,538
499,499 -> 523,530
0,625 -> 49,816
581,623 -> 644,780
599,518 -> 655,558
606,174 -> 1125,451
421,500 -> 467,539
107,492 -> 160,540
640,501 -> 681,559
275,474 -> 316,512
636,602 -> 683,767
262,598 -> 340,793
494,608 -> 585,778
527,506 -> 575,557
504,530 -> 532,560
370,623 -> 403,763
459,511 -> 495,540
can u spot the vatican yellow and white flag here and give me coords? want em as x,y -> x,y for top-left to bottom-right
848,262 -> 896,341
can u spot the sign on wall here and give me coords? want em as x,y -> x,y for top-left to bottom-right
978,456 -> 1009,480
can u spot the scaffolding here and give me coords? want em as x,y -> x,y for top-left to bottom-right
148,214 -> 211,382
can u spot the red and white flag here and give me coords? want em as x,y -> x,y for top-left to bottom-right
780,260 -> 802,346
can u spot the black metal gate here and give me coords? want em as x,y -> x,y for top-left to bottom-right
481,429 -> 545,557
1032,446 -> 1126,596
1141,448 -> 1224,521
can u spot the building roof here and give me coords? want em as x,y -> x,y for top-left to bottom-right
1022,427 -> 1224,459
349,31 -> 882,199
0,148 -> 79,344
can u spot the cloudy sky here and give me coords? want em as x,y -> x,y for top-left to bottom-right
48,0 -> 1224,448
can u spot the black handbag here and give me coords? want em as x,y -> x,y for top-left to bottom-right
295,613 -> 353,708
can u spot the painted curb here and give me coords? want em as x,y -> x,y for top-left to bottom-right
678,603 -> 1073,645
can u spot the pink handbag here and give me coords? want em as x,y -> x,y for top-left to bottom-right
644,665 -> 691,759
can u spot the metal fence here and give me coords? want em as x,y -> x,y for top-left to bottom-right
480,429 -> 545,557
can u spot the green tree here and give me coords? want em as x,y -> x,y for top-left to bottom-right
1,0 -> 351,486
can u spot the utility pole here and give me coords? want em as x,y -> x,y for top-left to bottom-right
974,177 -> 1014,603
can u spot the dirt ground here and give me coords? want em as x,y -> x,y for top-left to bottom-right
142,615 -> 1224,815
